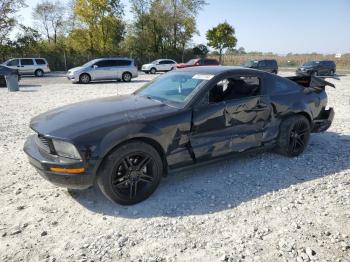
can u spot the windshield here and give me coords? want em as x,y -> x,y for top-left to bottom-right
302,61 -> 318,67
151,60 -> 159,64
135,72 -> 212,107
82,59 -> 100,67
186,59 -> 198,65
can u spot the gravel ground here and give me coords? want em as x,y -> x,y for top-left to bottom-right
0,72 -> 349,262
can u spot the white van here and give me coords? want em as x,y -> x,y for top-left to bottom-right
3,58 -> 51,77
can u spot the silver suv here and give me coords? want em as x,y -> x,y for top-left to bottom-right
3,58 -> 50,77
141,59 -> 177,74
67,57 -> 138,84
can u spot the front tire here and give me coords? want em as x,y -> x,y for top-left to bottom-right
35,69 -> 44,77
277,115 -> 311,157
97,141 -> 163,205
150,67 -> 157,74
79,73 -> 90,84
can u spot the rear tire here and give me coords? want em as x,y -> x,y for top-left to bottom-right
97,141 -> 163,205
79,73 -> 90,84
276,115 -> 311,157
122,72 -> 132,82
35,69 -> 44,77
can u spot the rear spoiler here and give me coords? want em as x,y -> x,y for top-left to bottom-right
286,75 -> 335,89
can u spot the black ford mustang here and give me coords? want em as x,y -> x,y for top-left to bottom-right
24,67 -> 334,205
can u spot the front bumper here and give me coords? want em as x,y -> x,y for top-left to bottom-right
312,108 -> 334,133
23,135 -> 94,189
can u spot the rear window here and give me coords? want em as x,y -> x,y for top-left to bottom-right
270,77 -> 300,94
35,59 -> 46,65
21,59 -> 34,66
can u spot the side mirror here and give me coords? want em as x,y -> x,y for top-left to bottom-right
93,65 -> 98,69
195,62 -> 200,66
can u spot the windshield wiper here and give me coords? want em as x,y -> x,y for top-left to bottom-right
145,95 -> 163,104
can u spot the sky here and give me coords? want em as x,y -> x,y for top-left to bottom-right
16,0 -> 350,54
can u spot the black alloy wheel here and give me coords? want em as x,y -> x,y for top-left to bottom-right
288,119 -> 310,156
97,141 -> 163,205
277,115 -> 311,157
112,153 -> 155,199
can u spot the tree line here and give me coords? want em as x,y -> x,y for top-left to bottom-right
0,0 -> 239,70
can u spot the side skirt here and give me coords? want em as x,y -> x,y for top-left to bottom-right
169,140 -> 276,175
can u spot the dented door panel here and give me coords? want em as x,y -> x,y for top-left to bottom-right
190,95 -> 272,159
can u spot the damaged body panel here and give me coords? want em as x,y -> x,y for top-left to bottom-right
24,66 -> 335,200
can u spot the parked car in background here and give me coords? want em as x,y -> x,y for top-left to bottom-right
242,59 -> 278,74
2,58 -> 50,77
141,59 -> 177,74
0,65 -> 20,87
176,58 -> 219,69
24,66 -> 334,205
296,60 -> 336,76
67,57 -> 138,84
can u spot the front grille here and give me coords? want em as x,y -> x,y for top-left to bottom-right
35,135 -> 52,153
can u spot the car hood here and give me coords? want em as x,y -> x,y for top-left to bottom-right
142,63 -> 153,67
68,66 -> 84,73
30,95 -> 177,140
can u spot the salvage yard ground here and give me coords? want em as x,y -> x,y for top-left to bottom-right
0,71 -> 349,261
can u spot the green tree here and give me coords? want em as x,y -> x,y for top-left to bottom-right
73,0 -> 125,55
206,22 -> 237,63
193,44 -> 208,58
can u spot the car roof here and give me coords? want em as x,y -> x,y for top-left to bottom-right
8,58 -> 47,60
176,65 -> 260,75
98,57 -> 131,59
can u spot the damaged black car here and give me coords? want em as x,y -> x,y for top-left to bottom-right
24,67 -> 335,205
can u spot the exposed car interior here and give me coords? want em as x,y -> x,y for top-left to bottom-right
209,76 -> 261,103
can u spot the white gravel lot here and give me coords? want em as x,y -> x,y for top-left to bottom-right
0,72 -> 349,262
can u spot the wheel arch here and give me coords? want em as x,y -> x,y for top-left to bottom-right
95,136 -> 169,180
79,72 -> 91,80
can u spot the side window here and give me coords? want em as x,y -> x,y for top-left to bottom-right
21,59 -> 34,66
270,77 -> 299,94
258,60 -> 266,67
7,59 -> 19,66
35,59 -> 46,65
168,60 -> 176,64
204,59 -> 218,65
115,60 -> 132,66
95,60 -> 110,67
209,76 -> 261,103
159,60 -> 168,65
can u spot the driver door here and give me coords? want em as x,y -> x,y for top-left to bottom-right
190,73 -> 272,160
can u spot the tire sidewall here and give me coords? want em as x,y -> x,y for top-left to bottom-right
277,115 -> 311,157
97,141 -> 163,205
79,73 -> 90,84
150,68 -> 156,74
35,69 -> 44,77
122,72 -> 132,82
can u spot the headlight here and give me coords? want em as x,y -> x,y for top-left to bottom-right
52,139 -> 82,160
